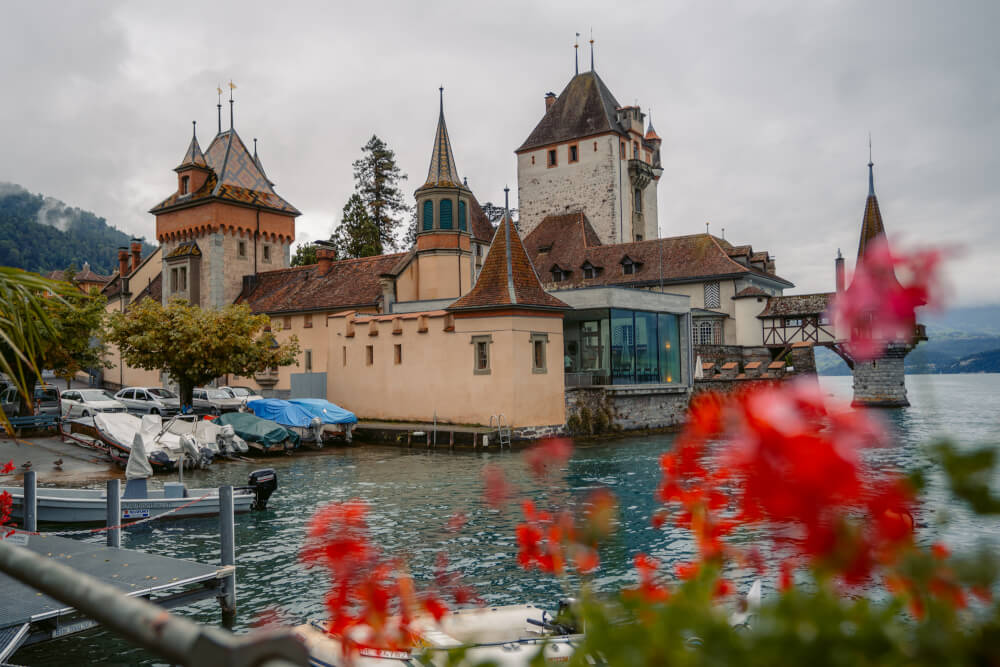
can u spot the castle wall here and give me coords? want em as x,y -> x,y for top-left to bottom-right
851,345 -> 910,407
517,134 -> 628,244
325,311 -> 565,428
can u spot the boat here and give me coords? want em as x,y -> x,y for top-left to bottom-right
246,399 -> 327,446
2,433 -> 278,524
294,603 -> 581,667
215,411 -> 301,453
288,398 -> 357,443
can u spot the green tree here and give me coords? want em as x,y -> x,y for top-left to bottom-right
352,135 -> 409,252
44,288 -> 110,389
106,298 -> 300,409
331,194 -> 381,259
291,243 -> 319,267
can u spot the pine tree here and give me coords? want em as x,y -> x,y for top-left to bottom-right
352,135 -> 410,252
331,194 -> 381,259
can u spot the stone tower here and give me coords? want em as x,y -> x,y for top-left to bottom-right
849,160 -> 921,407
516,67 -> 662,245
150,112 -> 299,309
409,90 -> 476,301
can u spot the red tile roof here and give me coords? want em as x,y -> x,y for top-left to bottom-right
449,215 -> 568,312
522,213 -> 793,289
733,286 -> 769,298
468,196 -> 497,243
518,72 -> 627,153
238,253 -> 406,314
757,293 -> 834,318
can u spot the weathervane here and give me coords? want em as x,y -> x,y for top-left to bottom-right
575,32 -> 580,75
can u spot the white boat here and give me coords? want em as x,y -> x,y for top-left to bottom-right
294,603 -> 581,667
3,432 -> 277,524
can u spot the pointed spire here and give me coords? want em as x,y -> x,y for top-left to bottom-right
589,29 -> 595,71
575,33 -> 580,75
645,111 -> 661,141
857,157 -> 886,260
217,84 -> 223,134
422,87 -> 464,188
228,80 -> 236,129
448,187 -> 568,313
176,121 -> 207,169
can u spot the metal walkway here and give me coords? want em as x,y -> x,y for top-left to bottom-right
0,530 -> 232,660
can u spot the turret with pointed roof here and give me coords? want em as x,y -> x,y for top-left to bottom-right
856,160 -> 886,261
414,88 -> 473,239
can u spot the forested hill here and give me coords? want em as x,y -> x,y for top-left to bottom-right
0,182 -> 152,275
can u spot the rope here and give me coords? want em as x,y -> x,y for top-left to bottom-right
19,491 -> 216,537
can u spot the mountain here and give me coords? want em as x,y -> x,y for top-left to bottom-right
815,327 -> 1000,375
940,348 -> 1000,373
920,305 -> 1000,337
0,182 -> 152,275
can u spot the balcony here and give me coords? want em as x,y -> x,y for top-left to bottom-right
254,368 -> 280,388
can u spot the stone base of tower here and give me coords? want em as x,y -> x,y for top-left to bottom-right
851,344 -> 910,407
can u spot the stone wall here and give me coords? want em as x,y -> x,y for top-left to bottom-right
852,344 -> 910,407
565,384 -> 691,434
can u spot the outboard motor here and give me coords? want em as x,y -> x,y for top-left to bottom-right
248,468 -> 278,511
309,416 -> 324,444
217,424 -> 236,455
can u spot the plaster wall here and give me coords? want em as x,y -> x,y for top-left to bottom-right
325,312 -> 565,428
732,297 -> 767,347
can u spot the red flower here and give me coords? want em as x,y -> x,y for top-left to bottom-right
482,464 -> 513,508
0,460 -> 14,475
626,553 -> 670,603
524,438 -> 573,479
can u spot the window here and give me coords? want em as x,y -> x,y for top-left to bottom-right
582,262 -> 597,279
622,259 -> 635,275
634,188 -> 642,213
283,315 -> 292,329
394,344 -> 402,365
305,350 -> 312,372
531,155 -> 535,165
784,318 -> 803,327
472,335 -> 491,374
530,333 -> 548,374
635,234 -> 643,242
440,199 -> 453,229
304,314 -> 313,328
633,141 -> 639,158
263,245 -> 271,263
170,268 -> 178,292
704,281 -> 721,309
180,175 -> 189,195
342,346 -> 347,366
547,149 -> 557,167
179,266 -> 187,291
458,200 -> 467,231
423,200 -> 434,230
569,144 -> 579,163
694,320 -> 721,345
238,240 -> 246,258
620,141 -> 625,159
593,141 -> 598,152
365,345 -> 374,366
551,267 -> 567,282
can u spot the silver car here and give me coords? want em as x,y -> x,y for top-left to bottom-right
192,388 -> 244,415
114,387 -> 181,416
220,386 -> 263,403
0,384 -> 61,417
61,388 -> 128,418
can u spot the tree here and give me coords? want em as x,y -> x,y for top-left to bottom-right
107,298 -> 300,409
331,194 -> 381,260
480,201 -> 519,232
44,288 -> 110,389
291,243 -> 319,267
402,210 -> 418,250
352,135 -> 409,252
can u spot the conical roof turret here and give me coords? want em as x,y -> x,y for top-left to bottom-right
422,88 -> 464,189
176,122 -> 208,170
857,160 -> 886,260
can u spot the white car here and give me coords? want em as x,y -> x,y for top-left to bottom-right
61,388 -> 128,418
219,386 -> 263,403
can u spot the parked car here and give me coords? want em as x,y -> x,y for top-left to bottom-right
192,387 -> 244,415
220,386 -> 263,403
60,388 -> 128,418
114,387 -> 181,416
0,384 -> 61,417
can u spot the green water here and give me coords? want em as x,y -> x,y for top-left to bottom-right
16,374 -> 1000,665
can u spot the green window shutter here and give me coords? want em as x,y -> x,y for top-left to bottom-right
422,200 -> 433,230
440,199 -> 453,229
458,200 -> 467,231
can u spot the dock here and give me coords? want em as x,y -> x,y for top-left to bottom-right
354,420 -> 496,448
0,530 -> 233,661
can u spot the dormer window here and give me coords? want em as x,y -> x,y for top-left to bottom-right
582,261 -> 598,279
180,175 -> 189,195
538,244 -> 552,254
551,266 -> 568,282
622,257 -> 637,275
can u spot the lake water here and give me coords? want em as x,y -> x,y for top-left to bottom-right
17,374 -> 1000,665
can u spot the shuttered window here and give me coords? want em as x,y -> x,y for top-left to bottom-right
704,281 -> 721,309
440,199 -> 453,229
458,200 -> 467,231
422,200 -> 433,230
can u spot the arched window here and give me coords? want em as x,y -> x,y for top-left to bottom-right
440,199 -> 453,229
422,200 -> 433,230
458,200 -> 467,231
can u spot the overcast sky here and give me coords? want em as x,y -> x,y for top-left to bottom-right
1,1 -> 996,305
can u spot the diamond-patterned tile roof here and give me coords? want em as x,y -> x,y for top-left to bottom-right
422,100 -> 464,189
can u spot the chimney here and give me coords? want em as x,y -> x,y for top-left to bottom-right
544,92 -> 556,111
117,247 -> 129,277
835,249 -> 845,293
129,238 -> 142,273
316,247 -> 336,275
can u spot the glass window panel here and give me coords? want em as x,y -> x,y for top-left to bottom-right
611,309 -> 635,384
658,313 -> 681,384
634,311 -> 658,383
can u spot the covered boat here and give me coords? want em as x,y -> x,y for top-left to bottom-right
288,398 -> 356,443
249,399 -> 328,445
215,411 -> 300,453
